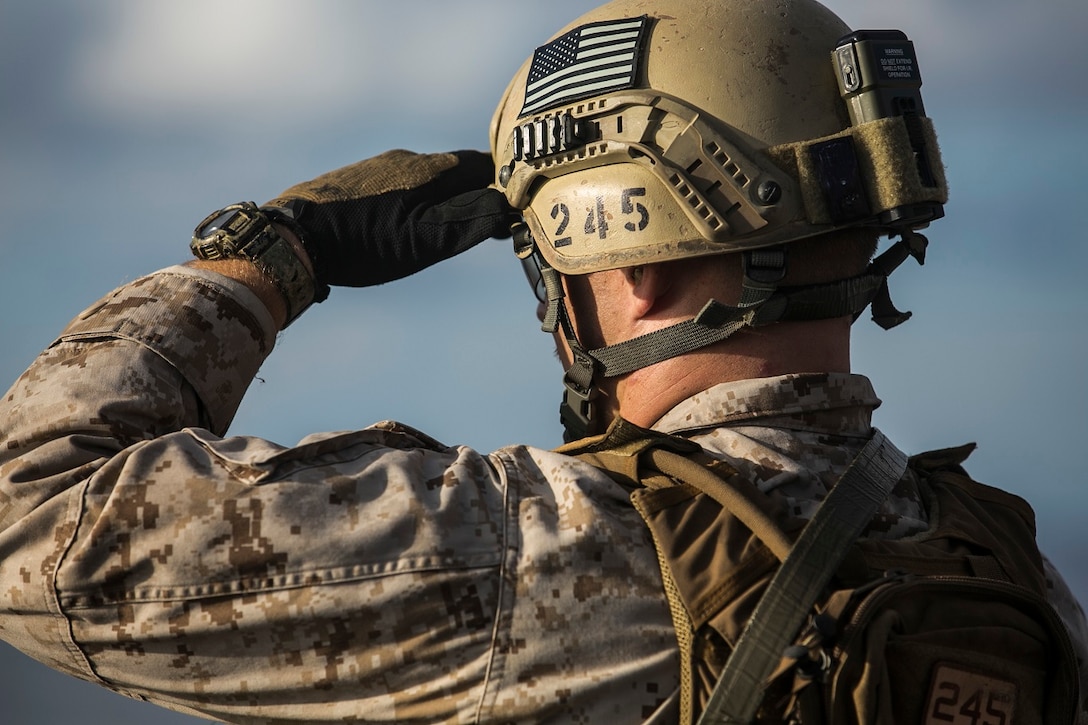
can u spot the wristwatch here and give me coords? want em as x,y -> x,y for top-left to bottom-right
190,201 -> 328,326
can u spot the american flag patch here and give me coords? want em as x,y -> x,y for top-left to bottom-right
520,16 -> 650,117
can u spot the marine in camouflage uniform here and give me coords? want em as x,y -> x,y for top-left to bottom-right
3,0 -> 1088,723
6,267 -> 1080,723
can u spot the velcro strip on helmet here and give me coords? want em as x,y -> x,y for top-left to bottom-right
766,115 -> 948,228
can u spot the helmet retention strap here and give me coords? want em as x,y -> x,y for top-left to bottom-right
536,241 -> 919,441
548,248 -> 789,441
536,260 -> 602,442
589,248 -> 788,379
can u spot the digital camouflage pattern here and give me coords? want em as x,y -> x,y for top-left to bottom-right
1,267 -> 1085,723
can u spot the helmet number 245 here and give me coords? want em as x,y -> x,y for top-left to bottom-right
551,188 -> 649,248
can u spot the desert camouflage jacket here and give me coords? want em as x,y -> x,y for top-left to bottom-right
1,267 -> 1085,723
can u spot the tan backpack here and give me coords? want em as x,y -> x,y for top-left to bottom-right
559,419 -> 1080,725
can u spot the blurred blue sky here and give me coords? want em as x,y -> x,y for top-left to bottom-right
2,1 -> 1086,722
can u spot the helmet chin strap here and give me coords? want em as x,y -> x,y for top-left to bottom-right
538,232 -> 928,442
536,261 -> 601,441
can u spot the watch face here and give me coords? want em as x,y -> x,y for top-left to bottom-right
196,208 -> 240,239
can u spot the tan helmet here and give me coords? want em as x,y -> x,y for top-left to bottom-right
491,0 -> 948,440
490,0 -> 946,276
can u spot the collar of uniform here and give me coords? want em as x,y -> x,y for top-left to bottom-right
650,373 -> 881,436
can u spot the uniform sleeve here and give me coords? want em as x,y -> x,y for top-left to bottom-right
0,267 -> 509,723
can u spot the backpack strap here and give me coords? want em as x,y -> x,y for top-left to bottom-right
697,428 -> 908,725
561,418 -> 796,562
643,447 -> 794,563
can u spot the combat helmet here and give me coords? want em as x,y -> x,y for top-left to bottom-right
490,0 -> 948,440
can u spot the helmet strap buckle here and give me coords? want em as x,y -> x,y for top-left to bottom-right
560,355 -> 598,443
742,246 -> 788,289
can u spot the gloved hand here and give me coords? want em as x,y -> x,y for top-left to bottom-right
266,149 -> 515,287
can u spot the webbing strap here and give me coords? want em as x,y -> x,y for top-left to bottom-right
591,273 -> 884,378
696,429 -> 908,725
589,249 -> 784,378
590,234 -> 926,378
591,302 -> 753,378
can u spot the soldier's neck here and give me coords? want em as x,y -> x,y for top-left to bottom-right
609,316 -> 853,429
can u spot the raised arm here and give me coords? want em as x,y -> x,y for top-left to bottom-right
0,151 -> 518,722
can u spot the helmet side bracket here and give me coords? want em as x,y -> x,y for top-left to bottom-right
499,92 -> 810,271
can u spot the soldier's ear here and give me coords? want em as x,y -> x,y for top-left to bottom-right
623,264 -> 672,320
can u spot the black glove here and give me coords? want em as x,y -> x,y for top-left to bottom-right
266,149 -> 516,287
